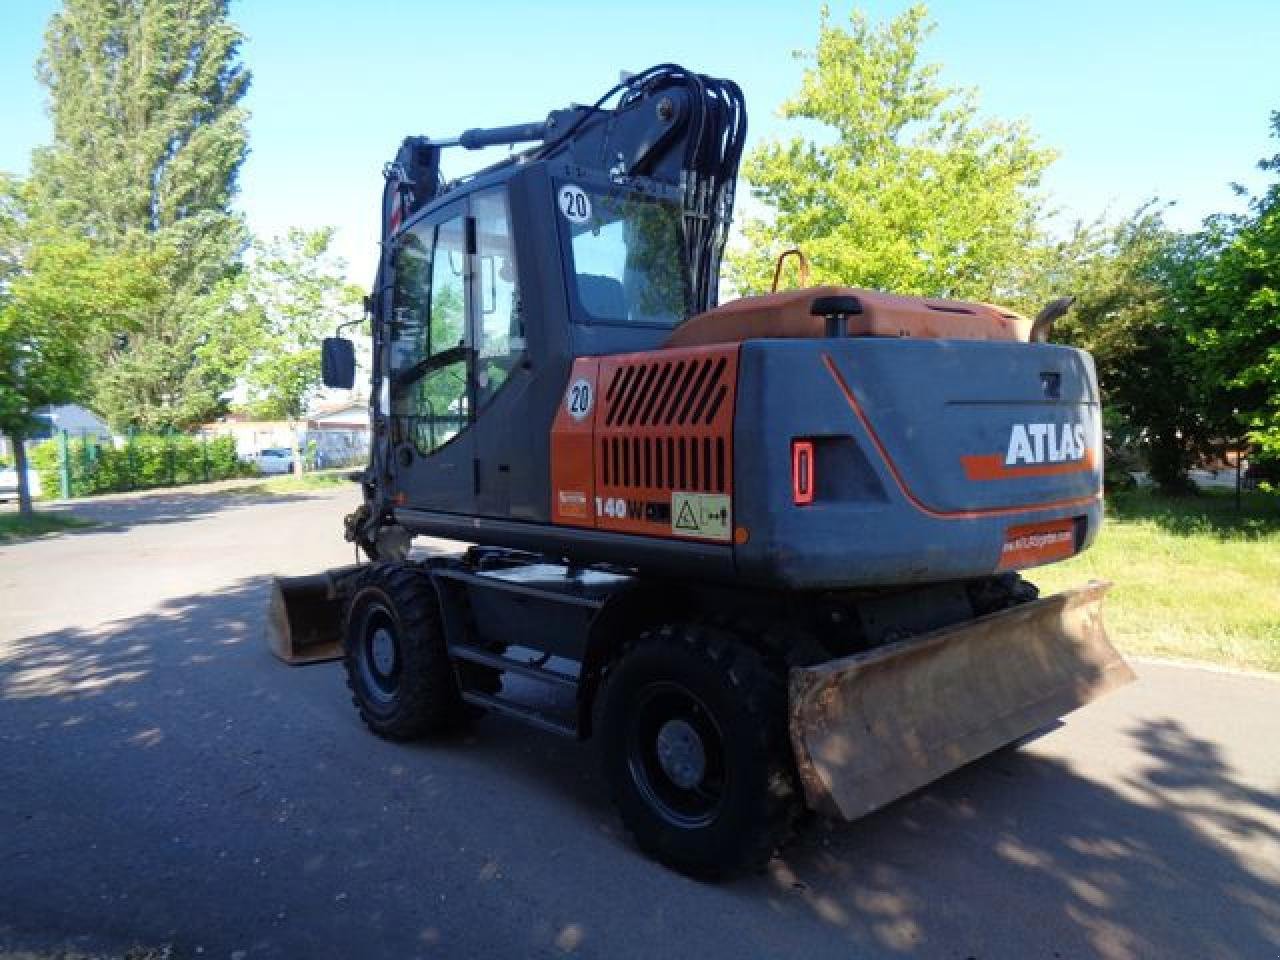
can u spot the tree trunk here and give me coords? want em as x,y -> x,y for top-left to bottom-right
9,431 -> 33,517
1148,430 -> 1194,495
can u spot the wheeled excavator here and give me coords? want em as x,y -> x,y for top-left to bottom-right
268,64 -> 1133,876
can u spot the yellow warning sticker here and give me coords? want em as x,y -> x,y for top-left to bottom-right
671,492 -> 731,542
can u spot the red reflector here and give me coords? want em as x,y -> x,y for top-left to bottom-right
792,440 -> 815,506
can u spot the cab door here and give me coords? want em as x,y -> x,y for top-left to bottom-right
470,186 -> 533,519
387,201 -> 476,514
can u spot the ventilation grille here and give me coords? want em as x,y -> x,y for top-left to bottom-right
604,355 -> 729,428
600,435 -> 726,493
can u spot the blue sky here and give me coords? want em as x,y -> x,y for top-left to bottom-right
2,1 -> 1278,286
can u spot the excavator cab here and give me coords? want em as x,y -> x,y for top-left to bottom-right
324,69 -> 744,537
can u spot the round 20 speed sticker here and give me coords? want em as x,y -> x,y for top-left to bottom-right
558,184 -> 591,224
565,378 -> 593,421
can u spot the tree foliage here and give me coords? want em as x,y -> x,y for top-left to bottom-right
206,227 -> 363,422
728,4 -> 1056,303
727,4 -> 1278,493
1056,113 -> 1280,488
0,177 -> 168,512
1188,112 -> 1280,459
1052,209 -> 1231,490
30,0 -> 251,431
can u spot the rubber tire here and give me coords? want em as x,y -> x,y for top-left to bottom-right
598,624 -> 799,878
343,563 -> 462,739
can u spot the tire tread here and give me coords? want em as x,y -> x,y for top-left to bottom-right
343,562 -> 460,739
599,621 -> 800,878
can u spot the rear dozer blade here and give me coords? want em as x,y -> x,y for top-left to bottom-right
789,581 -> 1133,821
266,566 -> 362,665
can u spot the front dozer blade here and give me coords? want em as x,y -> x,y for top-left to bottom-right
266,567 -> 362,665
789,581 -> 1133,820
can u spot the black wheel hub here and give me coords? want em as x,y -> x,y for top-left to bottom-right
626,682 -> 727,829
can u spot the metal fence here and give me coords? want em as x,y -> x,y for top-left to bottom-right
6,426 -> 370,501
26,429 -> 253,499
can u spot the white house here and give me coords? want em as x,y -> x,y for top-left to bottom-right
307,399 -> 371,468
199,399 -> 370,468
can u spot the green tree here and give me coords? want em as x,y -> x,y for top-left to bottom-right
1053,209 -> 1229,491
1190,112 -> 1280,460
728,4 -> 1056,304
30,0 -> 251,431
0,179 -> 168,514
205,227 -> 362,470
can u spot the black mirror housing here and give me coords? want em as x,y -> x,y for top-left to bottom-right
322,337 -> 356,389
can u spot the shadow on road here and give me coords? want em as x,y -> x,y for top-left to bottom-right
2,581 -> 1277,959
0,578 -> 268,703
747,723 -> 1280,958
19,487 -> 347,540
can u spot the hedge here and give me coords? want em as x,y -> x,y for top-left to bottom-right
29,433 -> 255,498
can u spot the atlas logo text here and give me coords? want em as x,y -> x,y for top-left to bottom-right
1006,423 -> 1087,466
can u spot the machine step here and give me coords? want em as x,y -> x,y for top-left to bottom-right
460,689 -> 578,738
449,642 -> 579,688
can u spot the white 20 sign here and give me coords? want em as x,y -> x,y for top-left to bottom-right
566,378 -> 593,420
558,185 -> 591,224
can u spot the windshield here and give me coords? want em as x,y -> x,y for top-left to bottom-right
560,186 -> 689,327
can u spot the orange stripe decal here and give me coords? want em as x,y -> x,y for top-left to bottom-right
962,448 -> 1096,481
821,353 -> 1100,520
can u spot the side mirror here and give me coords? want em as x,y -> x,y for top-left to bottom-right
322,337 -> 356,389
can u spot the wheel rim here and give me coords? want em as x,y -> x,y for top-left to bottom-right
357,603 -> 401,704
626,681 -> 727,829
370,627 -> 397,676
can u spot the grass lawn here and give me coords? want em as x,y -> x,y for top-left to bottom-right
245,470 -> 353,495
0,511 -> 97,543
1030,489 -> 1280,674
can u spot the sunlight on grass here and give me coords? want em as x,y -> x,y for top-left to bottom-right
247,470 -> 353,495
0,512 -> 96,543
1030,491 -> 1280,673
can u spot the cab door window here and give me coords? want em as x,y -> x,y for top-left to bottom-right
391,214 -> 471,456
472,188 -> 523,408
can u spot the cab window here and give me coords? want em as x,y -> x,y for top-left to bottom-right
390,214 -> 470,456
472,188 -> 524,407
562,187 -> 689,327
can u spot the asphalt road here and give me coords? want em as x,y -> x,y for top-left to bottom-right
1,488 -> 1278,960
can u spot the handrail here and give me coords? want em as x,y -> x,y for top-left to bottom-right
771,248 -> 811,292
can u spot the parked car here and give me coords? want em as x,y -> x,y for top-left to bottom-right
254,448 -> 295,475
0,467 -> 42,501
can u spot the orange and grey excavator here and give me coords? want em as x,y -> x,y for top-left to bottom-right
270,64 -> 1133,877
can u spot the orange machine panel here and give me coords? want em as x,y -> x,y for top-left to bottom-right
549,357 -> 600,527
549,345 -> 740,543
595,344 -> 739,542
665,286 -> 1030,347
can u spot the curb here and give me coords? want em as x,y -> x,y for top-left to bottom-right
30,470 -> 358,508
1130,655 -> 1279,682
